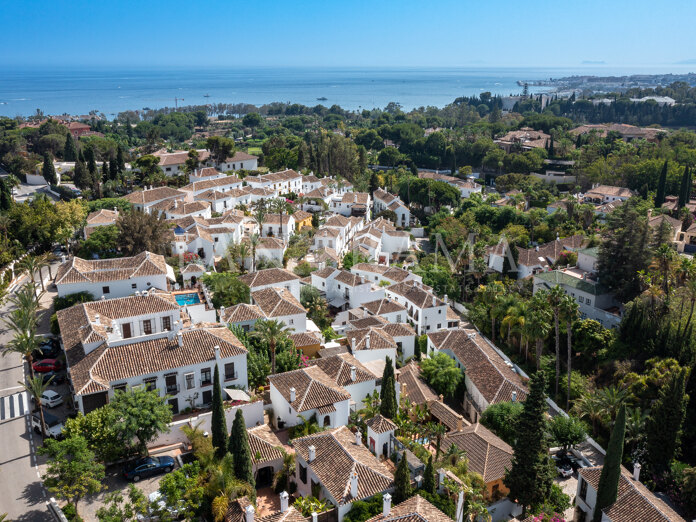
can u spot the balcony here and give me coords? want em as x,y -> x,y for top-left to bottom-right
224,371 -> 239,382
166,384 -> 180,394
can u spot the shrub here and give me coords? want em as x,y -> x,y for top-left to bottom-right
53,291 -> 95,312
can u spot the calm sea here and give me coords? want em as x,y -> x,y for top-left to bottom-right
0,66 -> 689,117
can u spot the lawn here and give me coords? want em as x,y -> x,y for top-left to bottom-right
247,147 -> 262,155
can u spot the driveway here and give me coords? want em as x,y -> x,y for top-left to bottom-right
555,474 -> 578,521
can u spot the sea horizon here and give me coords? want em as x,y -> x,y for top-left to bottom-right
1,64 -> 694,118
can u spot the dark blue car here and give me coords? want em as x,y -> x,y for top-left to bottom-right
123,456 -> 175,482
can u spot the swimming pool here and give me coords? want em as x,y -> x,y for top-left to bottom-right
175,293 -> 201,306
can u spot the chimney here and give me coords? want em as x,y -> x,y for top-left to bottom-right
113,207 -> 117,214
94,314 -> 101,325
101,295 -> 106,300
219,306 -> 226,322
352,337 -> 356,349
308,445 -> 316,462
311,513 -> 318,522
350,470 -> 358,498
279,491 -> 289,513
511,390 -> 517,402
214,345 -> 220,360
245,504 -> 255,522
135,291 -> 141,297
350,366 -> 357,381
444,294 -> 448,304
456,490 -> 465,522
633,463 -> 641,481
355,430 -> 361,445
432,296 -> 436,306
382,493 -> 392,517
365,335 -> 370,349
290,387 -> 296,403
177,331 -> 184,347
439,394 -> 444,403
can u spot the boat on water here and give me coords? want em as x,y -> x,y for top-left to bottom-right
204,94 -> 211,98
316,96 -> 328,101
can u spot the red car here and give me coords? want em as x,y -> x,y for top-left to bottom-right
33,359 -> 62,373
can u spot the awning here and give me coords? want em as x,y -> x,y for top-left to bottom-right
328,297 -> 347,308
224,389 -> 251,402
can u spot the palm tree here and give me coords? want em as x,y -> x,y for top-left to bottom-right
41,252 -> 58,280
252,319 -> 291,375
528,292 -> 552,369
273,449 -> 296,493
428,421 -> 447,460
5,330 -> 41,378
16,254 -> 45,293
207,453 -> 254,521
652,243 -> 675,294
560,294 -> 579,410
21,375 -> 52,439
249,234 -> 260,272
546,286 -> 566,399
271,198 -> 294,240
293,413 -> 322,437
495,294 -> 518,347
572,391 -> 604,438
480,283 -> 505,342
0,214 -> 11,242
595,385 -> 628,422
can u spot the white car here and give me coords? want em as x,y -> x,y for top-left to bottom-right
39,390 -> 63,408
136,491 -> 182,521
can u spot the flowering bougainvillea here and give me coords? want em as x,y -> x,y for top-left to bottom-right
183,252 -> 200,263
533,513 -> 565,522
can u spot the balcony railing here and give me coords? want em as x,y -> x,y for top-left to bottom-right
224,371 -> 239,382
166,384 -> 180,394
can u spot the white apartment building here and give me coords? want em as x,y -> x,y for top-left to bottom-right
384,280 -> 448,335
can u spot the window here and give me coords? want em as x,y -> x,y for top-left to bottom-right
185,373 -> 195,390
438,309 -> 442,314
131,283 -> 137,289
144,378 -> 157,392
215,237 -> 219,243
578,296 -> 584,303
113,383 -> 127,393
586,299 -> 592,306
102,286 -> 110,294
162,316 -> 172,331
201,368 -> 212,386
396,315 -> 401,322
579,478 -> 587,501
142,319 -> 152,335
289,319 -> 294,325
299,464 -> 307,484
437,324 -> 441,329
224,363 -> 236,381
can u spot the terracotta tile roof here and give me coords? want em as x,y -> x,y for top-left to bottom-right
240,236 -> 286,251
181,175 -> 242,193
348,327 -> 397,351
381,323 -> 415,337
55,251 -> 171,285
259,169 -> 302,183
258,508 -> 307,522
310,353 -> 377,386
122,187 -> 186,205
517,235 -> 588,268
86,209 -> 118,225
648,214 -> 682,234
585,185 -> 635,199
386,280 -> 445,309
315,227 -> 340,238
248,424 -> 284,465
367,495 -> 453,522
153,149 -> 210,166
264,213 -> 294,225
324,215 -> 350,228
61,325 -> 247,395
292,210 -> 313,222
429,400 -> 466,432
365,414 -> 397,435
441,423 -> 512,483
446,306 -> 460,322
222,303 -> 266,324
225,496 -> 253,522
397,361 -> 438,405
428,329 -> 527,405
289,331 -> 323,348
335,270 -> 368,287
349,316 -> 389,330
189,166 -> 221,179
374,188 -> 398,204
239,268 -> 300,288
268,366 -> 351,412
252,287 -> 306,318
293,426 -> 394,504
182,263 -> 206,274
579,466 -> 685,522
362,298 -> 407,316
154,199 -> 211,215
226,151 -> 258,162
341,192 -> 370,205
313,267 -> 340,279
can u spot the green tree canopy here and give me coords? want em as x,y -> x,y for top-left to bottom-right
419,353 -> 463,398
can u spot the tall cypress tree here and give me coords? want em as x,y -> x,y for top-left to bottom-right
645,367 -> 690,476
211,365 -> 228,459
593,405 -> 626,522
655,159 -> 668,208
504,371 -> 555,512
380,357 -> 398,419
228,409 -> 256,495
687,167 -> 693,204
109,157 -> 119,181
63,132 -> 77,162
678,166 -> 690,208
423,454 -> 436,494
393,452 -> 412,503
42,152 -> 57,185
116,146 -> 125,173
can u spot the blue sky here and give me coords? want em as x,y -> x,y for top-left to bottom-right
2,0 -> 696,68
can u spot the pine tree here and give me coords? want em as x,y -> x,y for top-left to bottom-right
393,452 -> 412,503
593,405 -> 627,522
42,152 -> 57,185
504,371 -> 555,512
63,132 -> 77,162
228,409 -> 256,491
380,357 -> 398,419
645,367 -> 690,476
655,160 -> 668,208
678,166 -> 690,209
211,366 -> 228,459
423,454 -> 436,494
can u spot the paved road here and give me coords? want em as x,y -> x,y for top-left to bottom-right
0,273 -> 57,521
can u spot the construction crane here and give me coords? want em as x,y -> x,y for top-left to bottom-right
174,97 -> 184,109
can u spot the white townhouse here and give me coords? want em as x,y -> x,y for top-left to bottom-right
300,186 -> 335,212
170,214 -> 245,266
245,169 -> 303,195
427,328 -> 528,423
239,268 -> 302,302
330,192 -> 371,219
55,251 -> 175,299
268,366 -> 351,429
122,186 -> 187,213
57,297 -> 248,414
360,298 -> 409,324
331,299 -> 408,335
373,188 -> 411,228
350,263 -> 421,286
310,353 -> 383,408
239,236 -> 287,270
152,199 -> 212,220
152,149 -> 258,177
196,188 -> 250,214
188,167 -> 226,183
301,174 -> 323,193
583,184 -> 636,204
221,303 -> 266,332
180,175 -> 243,200
418,171 -> 483,199
311,267 -> 385,310
312,215 -> 364,257
214,151 -> 259,173
84,208 -> 119,239
347,323 -> 416,363
251,287 -> 307,332
293,426 -> 394,522
260,213 -> 296,242
384,280 -> 449,335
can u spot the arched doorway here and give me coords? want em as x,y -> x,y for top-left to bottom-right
323,415 -> 331,427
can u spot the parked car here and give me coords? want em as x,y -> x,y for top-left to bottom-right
136,490 -> 184,521
31,411 -> 64,438
39,371 -> 65,386
123,456 -> 175,482
33,343 -> 61,360
36,390 -> 63,408
32,359 -> 62,373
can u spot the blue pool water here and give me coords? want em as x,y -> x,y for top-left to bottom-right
175,293 -> 201,306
